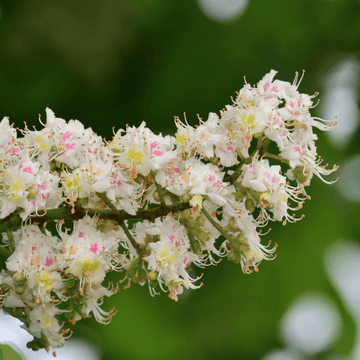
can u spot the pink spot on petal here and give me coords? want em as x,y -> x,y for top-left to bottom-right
21,166 -> 33,174
78,231 -> 85,238
65,142 -> 76,150
153,150 -> 164,156
32,246 -> 37,251
62,132 -> 73,142
90,243 -> 99,254
264,171 -> 270,179
45,257 -> 53,267
150,141 -> 160,150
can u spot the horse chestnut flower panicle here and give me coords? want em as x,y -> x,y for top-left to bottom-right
0,70 -> 338,355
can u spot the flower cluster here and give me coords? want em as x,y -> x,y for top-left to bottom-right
0,70 -> 338,355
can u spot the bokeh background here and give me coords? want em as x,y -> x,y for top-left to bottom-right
0,0 -> 360,359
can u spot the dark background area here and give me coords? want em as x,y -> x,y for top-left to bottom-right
0,0 -> 359,359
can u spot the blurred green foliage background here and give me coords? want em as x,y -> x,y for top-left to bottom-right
0,0 -> 359,359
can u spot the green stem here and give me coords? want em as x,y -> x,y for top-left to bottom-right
96,192 -> 141,250
201,207 -> 233,243
96,192 -> 121,216
0,245 -> 11,258
6,228 -> 15,253
224,159 -> 246,185
259,138 -> 271,156
39,224 -> 47,236
150,170 -> 166,208
120,221 -> 139,249
236,149 -> 245,162
264,152 -> 289,165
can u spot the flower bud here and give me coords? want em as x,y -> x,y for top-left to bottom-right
181,194 -> 191,203
190,238 -> 202,255
189,194 -> 203,209
27,339 -> 41,351
126,267 -> 138,279
97,219 -> 119,233
291,166 -> 312,184
147,270 -> 158,281
192,228 -> 210,246
153,191 -> 160,202
38,333 -> 50,347
137,268 -> 148,283
15,284 -> 26,294
243,249 -> 263,263
13,272 -> 25,283
126,258 -> 142,279
259,192 -> 272,209
78,197 -> 89,206
245,198 -> 255,213
149,279 -> 158,288
66,278 -> 76,289
227,250 -> 241,263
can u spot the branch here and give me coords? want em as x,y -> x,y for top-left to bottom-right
0,200 -> 191,236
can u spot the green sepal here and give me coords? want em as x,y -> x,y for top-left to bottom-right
190,238 -> 202,255
245,198 -> 255,213
66,278 -> 76,289
148,270 -> 158,281
126,267 -> 138,279
137,268 -> 148,283
292,166 -> 310,184
13,272 -> 26,283
227,250 -> 241,263
149,279 -> 158,288
127,257 -> 141,278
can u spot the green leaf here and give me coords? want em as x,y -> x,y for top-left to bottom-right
0,344 -> 24,360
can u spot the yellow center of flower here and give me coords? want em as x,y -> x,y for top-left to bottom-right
36,134 -> 49,150
80,259 -> 101,274
9,180 -> 24,202
28,187 -> 37,199
64,176 -> 79,191
176,133 -> 186,146
127,146 -> 144,164
11,180 -> 24,193
241,112 -> 256,128
39,272 -> 53,290
160,248 -> 175,266
43,315 -> 54,327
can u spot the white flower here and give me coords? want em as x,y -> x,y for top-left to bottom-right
143,217 -> 200,299
29,304 -> 70,348
241,156 -> 306,222
81,285 -> 116,324
110,122 -> 175,176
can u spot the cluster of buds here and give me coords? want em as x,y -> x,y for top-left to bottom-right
0,70 -> 338,355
